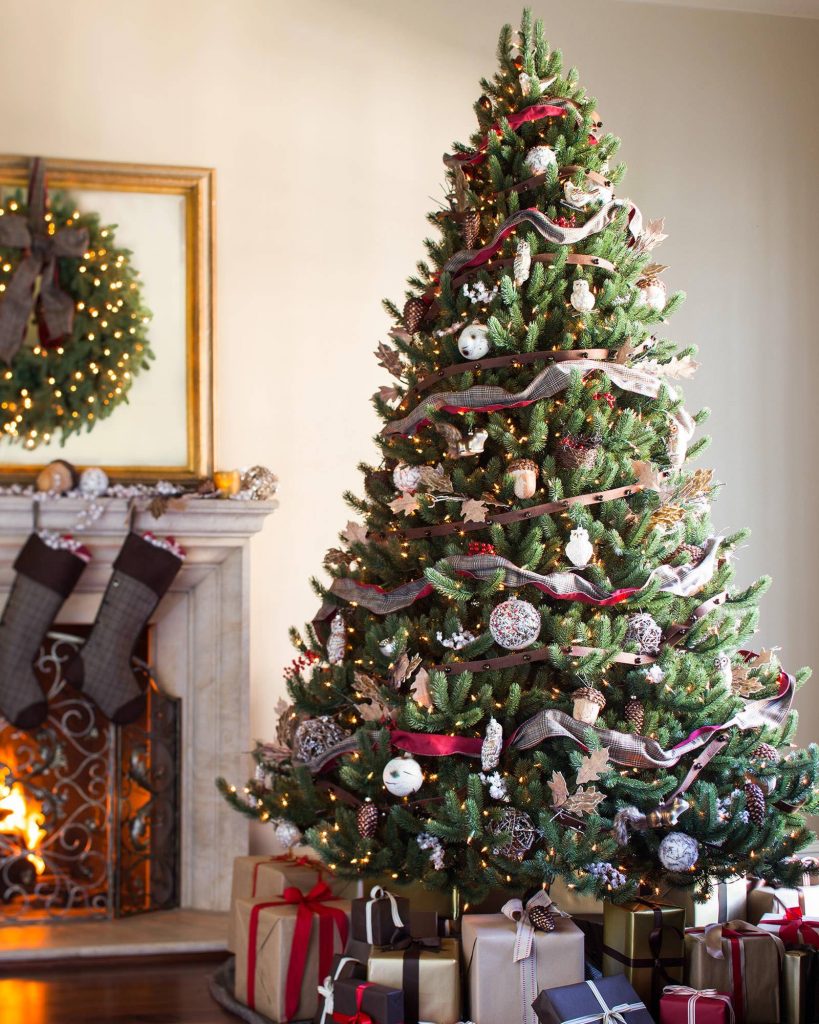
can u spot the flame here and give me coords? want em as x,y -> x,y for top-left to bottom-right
0,764 -> 46,875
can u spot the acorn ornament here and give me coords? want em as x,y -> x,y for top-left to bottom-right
508,458 -> 539,499
489,597 -> 541,650
383,754 -> 424,797
458,323 -> 491,360
570,280 -> 596,313
624,696 -> 645,733
357,801 -> 379,838
744,780 -> 766,826
572,686 -> 606,726
403,296 -> 427,334
638,272 -> 668,312
565,526 -> 593,567
36,459 -> 77,495
528,906 -> 556,932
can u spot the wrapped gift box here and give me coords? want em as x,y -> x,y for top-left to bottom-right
332,978 -> 404,1024
759,909 -> 819,948
602,899 -> 685,1010
783,948 -> 819,1024
367,935 -> 461,1024
663,876 -> 747,927
233,889 -> 351,1022
658,984 -> 735,1024
532,975 -> 653,1024
314,954 -> 367,1024
573,913 -> 604,973
351,887 -> 410,946
685,920 -> 785,1024
462,907 -> 584,1024
747,885 -> 819,925
547,876 -> 604,916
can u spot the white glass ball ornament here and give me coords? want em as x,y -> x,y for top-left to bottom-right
658,831 -> 699,872
489,596 -> 541,650
79,466 -> 109,497
524,145 -> 557,176
565,527 -> 594,567
570,280 -> 596,313
393,463 -> 422,494
383,754 -> 424,797
458,323 -> 491,361
273,818 -> 303,850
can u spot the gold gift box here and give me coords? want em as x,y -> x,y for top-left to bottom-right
367,936 -> 461,1024
233,895 -> 351,1022
684,920 -> 784,1024
602,899 -> 685,1008
782,948 -> 819,1024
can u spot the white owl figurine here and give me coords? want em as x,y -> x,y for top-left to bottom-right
639,279 -> 667,312
565,527 -> 594,567
459,429 -> 488,457
458,323 -> 491,360
513,239 -> 531,287
570,280 -> 596,313
524,145 -> 557,176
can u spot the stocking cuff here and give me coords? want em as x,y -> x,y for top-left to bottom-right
114,532 -> 183,597
14,532 -> 89,597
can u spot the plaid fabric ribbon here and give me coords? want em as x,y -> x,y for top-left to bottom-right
0,158 -> 89,363
325,541 -> 721,615
382,358 -> 693,468
512,670 -> 794,768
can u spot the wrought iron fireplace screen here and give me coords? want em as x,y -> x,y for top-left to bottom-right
0,630 -> 180,923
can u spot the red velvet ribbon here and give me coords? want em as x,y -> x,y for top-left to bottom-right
766,907 -> 819,948
246,881 -> 349,1020
446,104 -> 571,168
333,982 -> 375,1024
390,728 -> 482,758
251,853 -> 323,897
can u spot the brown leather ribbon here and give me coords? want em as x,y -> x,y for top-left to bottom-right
0,158 -> 89,363
499,164 -> 612,197
602,899 -> 684,1011
385,935 -> 440,1024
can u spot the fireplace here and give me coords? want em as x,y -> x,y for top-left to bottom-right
0,631 -> 180,924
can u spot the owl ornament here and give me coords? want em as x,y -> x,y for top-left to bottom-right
565,526 -> 593,567
513,239 -> 532,287
639,277 -> 667,312
570,280 -> 596,313
458,323 -> 491,360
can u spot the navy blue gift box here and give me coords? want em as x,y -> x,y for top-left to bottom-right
532,975 -> 653,1024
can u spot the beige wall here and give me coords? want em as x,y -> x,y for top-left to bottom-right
1,1 -> 818,850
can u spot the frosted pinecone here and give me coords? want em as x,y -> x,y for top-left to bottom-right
437,621 -> 477,650
480,771 -> 511,802
417,832 -> 445,870
587,861 -> 627,889
461,281 -> 498,305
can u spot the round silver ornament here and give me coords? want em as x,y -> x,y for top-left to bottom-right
393,463 -> 422,493
625,612 -> 663,655
292,716 -> 349,764
490,807 -> 536,860
383,754 -> 424,797
273,818 -> 303,850
489,597 -> 541,650
458,323 -> 491,361
658,832 -> 699,872
78,466 -> 109,497
240,465 -> 278,500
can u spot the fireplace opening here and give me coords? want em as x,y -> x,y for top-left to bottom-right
0,629 -> 180,924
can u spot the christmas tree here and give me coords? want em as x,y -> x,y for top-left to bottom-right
220,11 -> 819,906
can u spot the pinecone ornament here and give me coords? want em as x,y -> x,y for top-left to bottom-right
753,743 -> 780,764
403,297 -> 427,334
672,542 -> 706,565
528,906 -> 555,932
462,209 -> 480,249
744,780 -> 766,826
357,802 -> 379,839
624,696 -> 645,734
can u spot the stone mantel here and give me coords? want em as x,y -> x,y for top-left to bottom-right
0,495 -> 277,915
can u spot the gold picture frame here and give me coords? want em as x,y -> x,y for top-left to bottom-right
0,156 -> 215,482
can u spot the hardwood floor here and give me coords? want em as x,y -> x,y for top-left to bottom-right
0,955 -> 238,1024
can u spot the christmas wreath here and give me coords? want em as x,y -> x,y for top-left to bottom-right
0,159 -> 153,448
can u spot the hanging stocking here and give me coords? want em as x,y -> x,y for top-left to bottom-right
0,533 -> 90,729
64,532 -> 184,724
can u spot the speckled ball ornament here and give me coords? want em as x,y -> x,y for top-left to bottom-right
658,832 -> 699,872
240,465 -> 278,500
393,463 -> 422,493
625,612 -> 663,655
524,145 -> 557,176
489,597 -> 541,650
490,808 -> 536,860
292,716 -> 349,764
78,466 -> 109,497
273,818 -> 303,850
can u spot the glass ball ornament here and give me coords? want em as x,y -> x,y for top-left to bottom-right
79,466 -> 109,497
457,323 -> 490,360
489,597 -> 541,650
658,831 -> 699,872
273,818 -> 303,850
383,754 -> 424,797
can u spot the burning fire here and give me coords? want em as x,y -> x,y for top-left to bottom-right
0,762 -> 46,876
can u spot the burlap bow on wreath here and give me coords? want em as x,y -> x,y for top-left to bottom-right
0,158 -> 89,363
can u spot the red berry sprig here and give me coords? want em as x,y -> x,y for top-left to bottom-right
283,650 -> 320,680
555,214 -> 577,228
467,541 -> 496,556
592,391 -> 615,409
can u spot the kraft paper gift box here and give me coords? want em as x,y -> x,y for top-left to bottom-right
602,899 -> 685,1011
344,909 -> 447,965
747,885 -> 819,925
658,984 -> 735,1024
663,876 -> 747,927
331,978 -> 404,1024
351,887 -> 411,947
684,920 -> 785,1024
367,935 -> 461,1024
233,888 -> 351,1022
314,954 -> 367,1024
532,975 -> 653,1024
461,897 -> 585,1024
783,948 -> 819,1024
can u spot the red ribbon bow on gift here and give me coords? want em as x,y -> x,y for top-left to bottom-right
246,881 -> 349,1020
250,852 -> 323,897
768,906 -> 819,948
333,982 -> 375,1024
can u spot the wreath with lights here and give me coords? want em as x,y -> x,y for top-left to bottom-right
0,159 -> 153,449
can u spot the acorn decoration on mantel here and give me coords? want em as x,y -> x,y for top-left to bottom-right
508,458 -> 539,499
